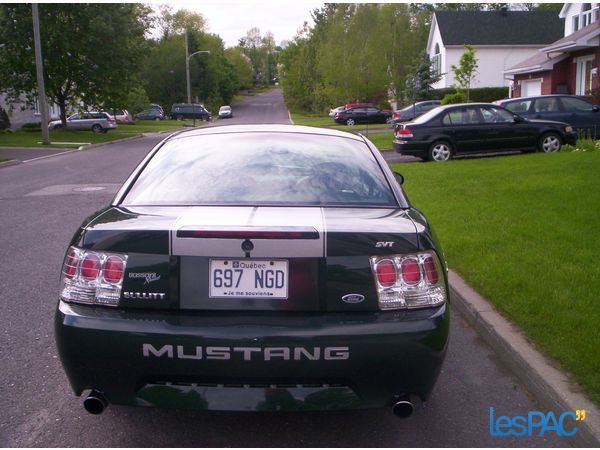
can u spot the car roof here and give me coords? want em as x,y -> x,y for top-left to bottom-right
165,124 -> 366,143
500,94 -> 585,103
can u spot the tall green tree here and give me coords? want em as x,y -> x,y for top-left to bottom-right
139,7 -> 238,112
0,3 -> 152,125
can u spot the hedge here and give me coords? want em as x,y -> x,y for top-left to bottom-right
431,86 -> 509,103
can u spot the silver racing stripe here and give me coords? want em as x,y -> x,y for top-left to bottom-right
171,207 -> 325,257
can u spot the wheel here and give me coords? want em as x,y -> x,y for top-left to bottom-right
91,124 -> 103,133
154,117 -> 160,121
538,132 -> 562,153
386,116 -> 392,124
53,124 -> 62,130
346,118 -> 355,126
428,141 -> 453,162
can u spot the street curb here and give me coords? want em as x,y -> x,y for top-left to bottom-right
77,133 -> 146,151
449,269 -> 600,447
0,159 -> 21,169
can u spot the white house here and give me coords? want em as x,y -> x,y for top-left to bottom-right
0,93 -> 61,129
427,9 -> 564,89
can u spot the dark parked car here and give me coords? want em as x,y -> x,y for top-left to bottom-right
393,103 -> 577,161
494,95 -> 600,137
392,101 -> 441,124
55,124 -> 449,416
136,109 -> 165,121
171,103 -> 211,121
333,106 -> 393,126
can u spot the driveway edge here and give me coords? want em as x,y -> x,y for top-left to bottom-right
449,269 -> 600,446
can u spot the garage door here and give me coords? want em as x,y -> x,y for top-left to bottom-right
521,79 -> 542,97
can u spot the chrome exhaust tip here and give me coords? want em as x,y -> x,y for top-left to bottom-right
83,390 -> 108,415
392,395 -> 414,418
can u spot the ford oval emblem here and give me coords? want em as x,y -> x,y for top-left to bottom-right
342,294 -> 365,304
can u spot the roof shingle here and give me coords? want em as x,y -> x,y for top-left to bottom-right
435,10 -> 564,46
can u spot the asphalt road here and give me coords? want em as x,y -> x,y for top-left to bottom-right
0,89 -> 575,447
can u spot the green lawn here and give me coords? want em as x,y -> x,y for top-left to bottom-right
392,151 -> 600,405
0,120 -> 187,148
363,132 -> 394,151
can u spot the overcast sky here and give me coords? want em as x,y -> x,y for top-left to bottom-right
148,0 -> 325,47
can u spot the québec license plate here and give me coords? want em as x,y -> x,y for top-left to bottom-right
209,259 -> 288,299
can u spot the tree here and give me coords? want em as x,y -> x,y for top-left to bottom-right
225,48 -> 253,89
405,52 -> 443,102
451,44 -> 479,102
0,4 -> 152,126
155,4 -> 206,38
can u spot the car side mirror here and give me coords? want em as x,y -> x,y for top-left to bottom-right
593,105 -> 599,112
513,115 -> 525,123
393,171 -> 404,185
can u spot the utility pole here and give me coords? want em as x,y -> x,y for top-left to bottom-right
32,3 -> 50,145
185,30 -> 191,104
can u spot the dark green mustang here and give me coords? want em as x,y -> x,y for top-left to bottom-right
55,125 -> 449,417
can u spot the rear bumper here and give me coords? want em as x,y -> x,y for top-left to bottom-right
393,140 -> 428,158
55,301 -> 449,412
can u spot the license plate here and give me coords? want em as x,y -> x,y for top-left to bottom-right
209,259 -> 288,299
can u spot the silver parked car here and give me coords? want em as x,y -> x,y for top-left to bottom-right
218,105 -> 233,119
48,112 -> 117,133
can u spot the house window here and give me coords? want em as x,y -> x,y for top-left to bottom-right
575,3 -> 599,31
431,43 -> 441,77
576,56 -> 595,95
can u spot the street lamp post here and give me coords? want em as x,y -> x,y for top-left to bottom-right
184,31 -> 210,127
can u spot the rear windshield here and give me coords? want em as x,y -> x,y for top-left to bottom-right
122,132 -> 397,207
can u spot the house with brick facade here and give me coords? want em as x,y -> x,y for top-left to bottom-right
505,3 -> 600,98
427,9 -> 563,89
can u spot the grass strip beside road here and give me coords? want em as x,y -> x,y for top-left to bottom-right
290,111 -> 393,150
393,151 -> 600,405
0,120 -> 186,148
364,132 -> 394,151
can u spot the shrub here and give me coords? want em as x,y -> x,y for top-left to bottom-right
561,138 -> 599,153
0,107 -> 10,130
20,122 -> 42,132
441,92 -> 466,105
432,86 -> 509,103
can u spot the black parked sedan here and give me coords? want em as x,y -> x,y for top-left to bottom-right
393,103 -> 577,161
495,95 -> 600,137
55,125 -> 449,417
334,106 -> 393,126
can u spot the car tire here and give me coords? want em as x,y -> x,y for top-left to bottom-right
428,140 -> 453,162
91,124 -> 103,133
538,132 -> 562,153
346,118 -> 355,126
154,117 -> 161,121
53,124 -> 62,130
386,117 -> 392,124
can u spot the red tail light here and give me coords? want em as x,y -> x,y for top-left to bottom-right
60,247 -> 128,307
423,256 -> 439,284
395,128 -> 413,139
375,259 -> 397,287
63,248 -> 80,279
81,254 -> 101,280
370,252 -> 446,310
103,256 -> 125,284
400,257 -> 421,286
